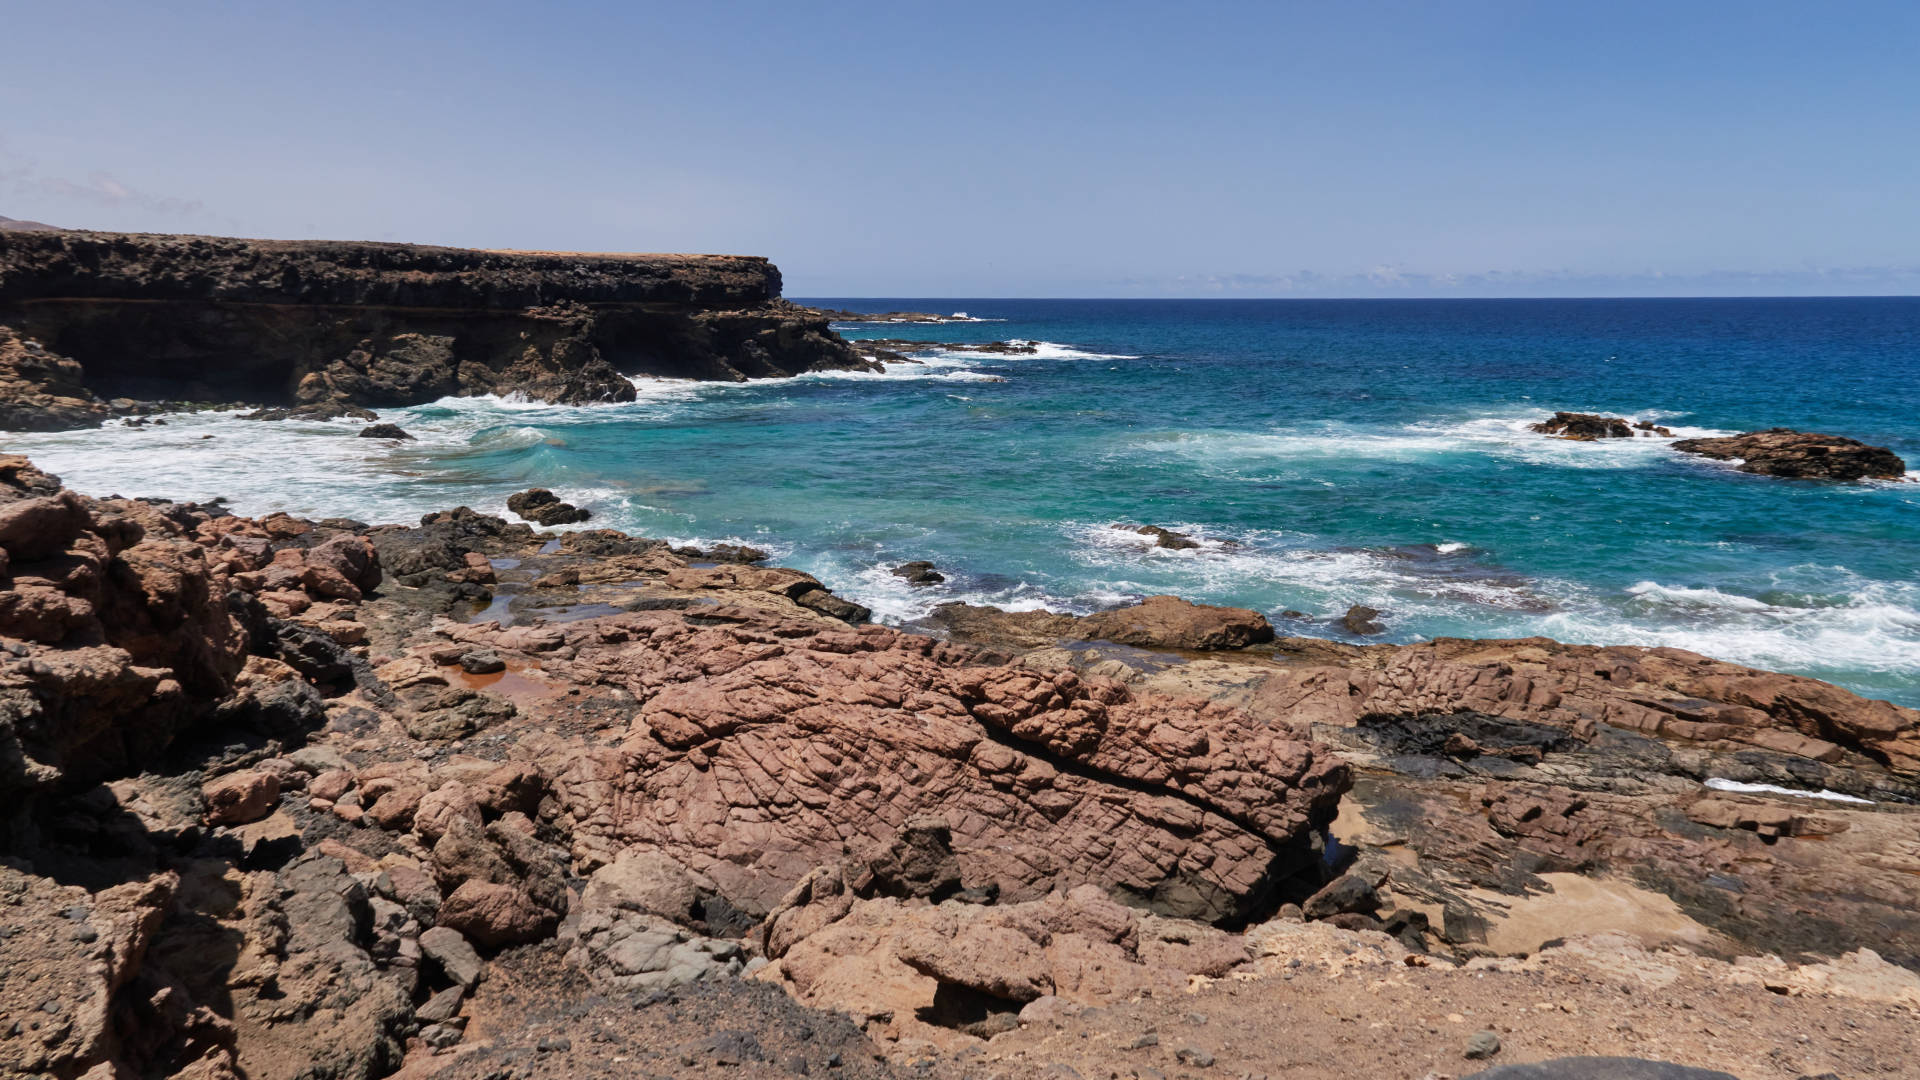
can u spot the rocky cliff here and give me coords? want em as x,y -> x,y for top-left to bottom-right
0,230 -> 876,424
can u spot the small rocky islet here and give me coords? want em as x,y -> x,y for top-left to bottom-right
0,229 -> 1916,1080
1529,409 -> 1907,481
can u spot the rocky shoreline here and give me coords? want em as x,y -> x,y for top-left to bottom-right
2,454 -> 1915,1080
0,230 -> 880,427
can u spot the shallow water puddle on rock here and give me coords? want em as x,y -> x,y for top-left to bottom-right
443,657 -> 560,703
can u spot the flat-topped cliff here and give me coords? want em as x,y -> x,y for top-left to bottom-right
0,229 -> 876,422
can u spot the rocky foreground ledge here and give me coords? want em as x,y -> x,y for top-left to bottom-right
2,456 -> 1916,1080
0,230 -> 878,426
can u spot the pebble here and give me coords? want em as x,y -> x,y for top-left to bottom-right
1175,1046 -> 1216,1068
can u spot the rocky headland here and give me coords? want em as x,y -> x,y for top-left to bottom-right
0,230 -> 879,427
2,455 -> 1915,1080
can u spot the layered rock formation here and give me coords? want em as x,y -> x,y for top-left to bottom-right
1673,427 -> 1908,481
0,230 -> 877,425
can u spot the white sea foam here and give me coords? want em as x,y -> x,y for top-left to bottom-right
1539,569 -> 1920,679
1133,411 -> 1740,477
1703,778 -> 1872,805
1066,521 -> 1554,619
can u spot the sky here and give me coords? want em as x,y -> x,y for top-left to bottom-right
3,1 -> 1917,297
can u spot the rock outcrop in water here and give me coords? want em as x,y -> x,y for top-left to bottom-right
1672,427 -> 1908,481
0,230 -> 879,425
1529,412 -> 1673,439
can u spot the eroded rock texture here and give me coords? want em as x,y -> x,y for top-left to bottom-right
0,230 -> 877,420
502,608 -> 1348,922
1672,427 -> 1907,481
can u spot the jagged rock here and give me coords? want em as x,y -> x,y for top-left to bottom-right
0,456 -> 251,800
202,769 -> 281,825
0,324 -> 110,431
419,926 -> 485,990
356,423 -> 415,440
1339,605 -> 1386,635
1672,428 -> 1907,481
891,560 -> 946,585
1529,412 -> 1635,440
506,488 -> 590,526
428,817 -> 568,947
792,586 -> 871,624
679,541 -> 770,563
1114,524 -> 1201,550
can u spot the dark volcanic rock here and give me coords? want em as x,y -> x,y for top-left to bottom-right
1116,523 -> 1202,550
1529,412 -> 1647,440
357,422 -> 415,440
507,488 -> 591,526
1672,428 -> 1907,481
0,230 -> 879,412
1338,605 -> 1386,635
891,560 -> 946,585
673,541 -> 770,564
0,324 -> 110,430
1465,1059 -> 1740,1080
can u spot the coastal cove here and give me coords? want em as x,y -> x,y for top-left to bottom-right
12,297 -> 1919,706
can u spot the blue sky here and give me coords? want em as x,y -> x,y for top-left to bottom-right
4,1 -> 1917,296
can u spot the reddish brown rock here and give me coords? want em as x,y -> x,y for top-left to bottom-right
929,594 -> 1275,652
759,879 -> 1251,1047
1249,637 -> 1920,778
510,610 -> 1346,923
202,769 -> 281,825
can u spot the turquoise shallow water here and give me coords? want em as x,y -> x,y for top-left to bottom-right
11,298 -> 1920,704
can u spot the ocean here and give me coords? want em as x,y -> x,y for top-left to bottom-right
11,297 -> 1919,705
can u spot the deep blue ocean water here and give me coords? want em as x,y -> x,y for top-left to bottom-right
13,298 -> 1920,704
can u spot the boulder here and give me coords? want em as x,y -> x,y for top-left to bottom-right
891,560 -> 946,585
1078,594 -> 1275,650
419,926 -> 485,989
202,769 -> 281,826
1339,604 -> 1386,635
506,488 -> 591,526
356,422 -> 415,440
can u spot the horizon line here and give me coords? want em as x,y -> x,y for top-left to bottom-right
791,293 -> 1920,302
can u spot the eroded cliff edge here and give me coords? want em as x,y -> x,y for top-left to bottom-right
0,229 -> 875,421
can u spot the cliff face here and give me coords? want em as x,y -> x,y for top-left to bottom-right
0,230 -> 875,423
